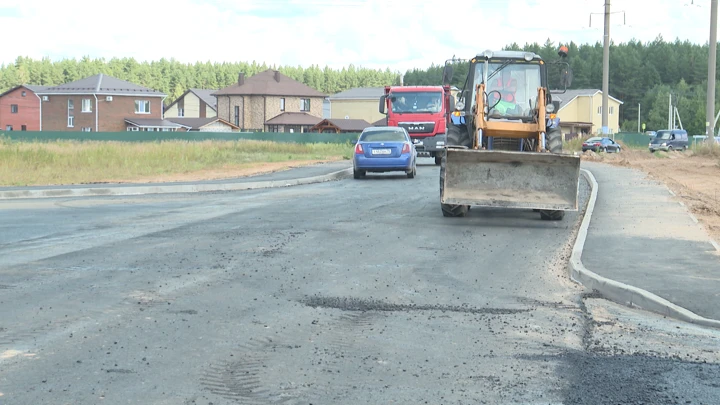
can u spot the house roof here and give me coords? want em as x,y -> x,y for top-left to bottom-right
213,69 -> 326,97
312,118 -> 371,132
0,84 -> 49,98
37,74 -> 165,96
124,118 -> 184,128
372,118 -> 388,126
265,112 -> 323,126
552,89 -> 624,111
192,89 -> 218,110
166,117 -> 239,130
164,88 -> 218,113
329,87 -> 385,100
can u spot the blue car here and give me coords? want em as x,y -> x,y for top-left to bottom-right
353,126 -> 417,179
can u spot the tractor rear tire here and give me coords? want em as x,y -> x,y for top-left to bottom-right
440,150 -> 469,217
540,126 -> 565,221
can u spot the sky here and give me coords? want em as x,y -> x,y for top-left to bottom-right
0,0 -> 716,71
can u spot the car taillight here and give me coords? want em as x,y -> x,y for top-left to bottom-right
355,143 -> 363,154
594,143 -> 601,146
401,143 -> 410,153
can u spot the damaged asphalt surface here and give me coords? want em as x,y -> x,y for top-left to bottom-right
0,160 -> 718,404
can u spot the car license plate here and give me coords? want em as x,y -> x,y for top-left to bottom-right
372,149 -> 391,155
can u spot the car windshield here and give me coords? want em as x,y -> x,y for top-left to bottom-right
389,91 -> 443,113
360,130 -> 407,142
472,60 -> 542,118
654,131 -> 672,140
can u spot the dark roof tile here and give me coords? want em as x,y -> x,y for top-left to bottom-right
213,69 -> 326,97
265,112 -> 323,125
38,74 -> 165,96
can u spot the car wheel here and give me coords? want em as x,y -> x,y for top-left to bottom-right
353,169 -> 365,179
603,147 -> 608,153
407,166 -> 416,179
434,155 -> 442,165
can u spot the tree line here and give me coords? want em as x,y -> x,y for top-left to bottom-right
1,36 -> 718,135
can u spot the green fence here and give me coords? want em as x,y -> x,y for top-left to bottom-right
0,131 -> 361,144
613,132 -> 651,148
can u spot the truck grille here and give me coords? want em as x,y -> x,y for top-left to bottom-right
398,122 -> 435,134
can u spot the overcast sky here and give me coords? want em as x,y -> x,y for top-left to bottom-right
0,0 -> 715,71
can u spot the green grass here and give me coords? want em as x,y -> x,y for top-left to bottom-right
0,138 -> 353,186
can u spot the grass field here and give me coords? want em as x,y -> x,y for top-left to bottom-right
0,138 -> 353,186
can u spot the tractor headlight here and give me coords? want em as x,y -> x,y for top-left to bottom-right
545,104 -> 555,113
456,101 -> 465,110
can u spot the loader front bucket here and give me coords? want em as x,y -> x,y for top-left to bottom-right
441,148 -> 581,211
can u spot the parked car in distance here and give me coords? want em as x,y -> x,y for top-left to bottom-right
649,129 -> 688,152
581,137 -> 622,153
353,126 -> 417,179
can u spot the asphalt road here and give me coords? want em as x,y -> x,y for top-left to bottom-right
1,159 -> 718,405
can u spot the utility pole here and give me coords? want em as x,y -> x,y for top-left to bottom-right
668,93 -> 672,130
602,0 -> 611,135
707,0 -> 718,136
637,103 -> 641,132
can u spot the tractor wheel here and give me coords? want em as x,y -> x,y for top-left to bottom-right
440,151 -> 469,217
447,124 -> 472,148
540,126 -> 565,221
546,126 -> 563,153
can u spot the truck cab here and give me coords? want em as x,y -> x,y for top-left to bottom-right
379,85 -> 453,165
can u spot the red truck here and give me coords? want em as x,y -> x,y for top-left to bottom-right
378,85 -> 454,165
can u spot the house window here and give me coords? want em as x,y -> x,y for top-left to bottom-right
21,91 -> 26,97
135,100 -> 151,114
609,106 -> 615,115
82,98 -> 92,113
82,127 -> 92,132
268,125 -> 280,132
10,104 -> 18,113
234,106 -> 240,126
21,125 -> 26,131
5,125 -> 12,131
300,98 -> 310,112
68,99 -> 74,110
285,125 -> 301,133
127,126 -> 139,131
178,108 -> 184,117
280,98 -> 285,111
68,116 -> 74,127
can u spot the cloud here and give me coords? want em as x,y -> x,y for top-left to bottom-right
0,0 -> 714,72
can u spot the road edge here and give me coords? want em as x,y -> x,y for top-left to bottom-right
570,168 -> 720,329
0,167 -> 353,200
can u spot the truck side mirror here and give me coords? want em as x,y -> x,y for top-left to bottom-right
442,65 -> 453,85
379,95 -> 387,114
448,96 -> 455,112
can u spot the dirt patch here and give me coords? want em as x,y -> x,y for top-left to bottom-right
86,160 -> 338,185
581,147 -> 720,242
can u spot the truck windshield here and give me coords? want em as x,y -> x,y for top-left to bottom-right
654,131 -> 672,140
389,92 -> 443,114
472,61 -> 542,118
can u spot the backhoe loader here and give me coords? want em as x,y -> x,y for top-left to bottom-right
440,47 -> 580,220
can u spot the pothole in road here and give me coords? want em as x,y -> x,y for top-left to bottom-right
300,295 -> 530,315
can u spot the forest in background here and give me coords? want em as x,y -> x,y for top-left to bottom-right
1,36 -> 718,135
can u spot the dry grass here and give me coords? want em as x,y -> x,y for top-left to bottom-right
691,140 -> 720,159
0,138 -> 353,186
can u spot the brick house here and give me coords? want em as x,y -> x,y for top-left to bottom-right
35,74 -> 177,132
164,88 -> 218,118
0,85 -> 48,131
212,69 -> 326,132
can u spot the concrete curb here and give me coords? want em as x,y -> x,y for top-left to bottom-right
0,167 -> 353,200
570,169 -> 720,329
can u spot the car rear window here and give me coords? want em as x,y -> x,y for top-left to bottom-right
360,130 -> 407,142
